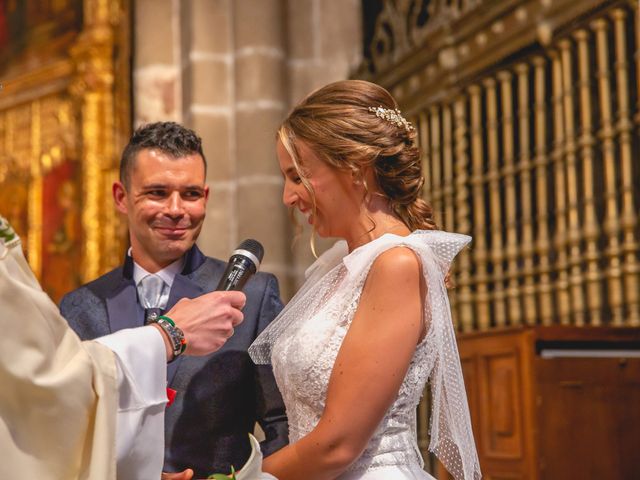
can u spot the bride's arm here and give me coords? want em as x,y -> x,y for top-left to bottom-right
262,246 -> 426,480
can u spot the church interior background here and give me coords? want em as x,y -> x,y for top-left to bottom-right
1,0 -> 639,478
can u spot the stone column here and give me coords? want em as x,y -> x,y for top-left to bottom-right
133,0 -> 184,125
232,0 -> 291,293
183,0 -> 236,262
285,0 -> 362,290
133,0 -> 362,298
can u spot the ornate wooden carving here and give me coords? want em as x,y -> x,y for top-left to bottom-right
0,0 -> 130,301
362,4 -> 640,477
359,0 -> 640,329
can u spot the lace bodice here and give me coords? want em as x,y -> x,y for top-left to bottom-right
250,231 -> 481,480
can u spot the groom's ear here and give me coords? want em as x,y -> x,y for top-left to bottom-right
113,181 -> 128,214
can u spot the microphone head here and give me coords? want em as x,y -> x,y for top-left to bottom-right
234,238 -> 264,268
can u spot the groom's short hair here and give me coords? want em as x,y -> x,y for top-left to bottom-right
119,121 -> 207,189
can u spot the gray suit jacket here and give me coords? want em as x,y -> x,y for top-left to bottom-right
60,244 -> 288,477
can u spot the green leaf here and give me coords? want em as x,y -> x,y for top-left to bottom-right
206,465 -> 236,479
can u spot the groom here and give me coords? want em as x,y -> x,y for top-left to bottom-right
60,121 -> 288,477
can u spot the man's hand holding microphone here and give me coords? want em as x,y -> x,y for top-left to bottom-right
154,290 -> 246,361
153,239 -> 263,362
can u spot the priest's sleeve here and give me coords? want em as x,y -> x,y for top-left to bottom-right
0,216 -> 167,480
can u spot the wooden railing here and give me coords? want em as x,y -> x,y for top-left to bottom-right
360,0 -> 640,332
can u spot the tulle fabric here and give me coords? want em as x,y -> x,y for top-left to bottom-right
249,230 -> 481,480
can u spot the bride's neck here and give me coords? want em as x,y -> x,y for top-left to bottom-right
345,197 -> 411,251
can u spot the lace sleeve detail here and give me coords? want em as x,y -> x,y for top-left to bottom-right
249,242 -> 348,365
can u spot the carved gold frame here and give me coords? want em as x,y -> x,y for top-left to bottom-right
0,0 -> 130,286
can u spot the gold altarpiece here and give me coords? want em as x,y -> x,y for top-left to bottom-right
0,0 -> 130,302
358,0 -> 640,477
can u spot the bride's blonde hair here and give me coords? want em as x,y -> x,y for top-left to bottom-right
278,80 -> 438,251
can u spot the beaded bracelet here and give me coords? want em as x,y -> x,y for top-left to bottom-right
154,315 -> 187,359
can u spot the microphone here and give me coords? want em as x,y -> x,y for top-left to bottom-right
215,239 -> 264,291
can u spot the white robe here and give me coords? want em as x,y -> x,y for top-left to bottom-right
0,220 -> 166,479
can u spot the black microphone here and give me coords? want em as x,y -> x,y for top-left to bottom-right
215,239 -> 264,291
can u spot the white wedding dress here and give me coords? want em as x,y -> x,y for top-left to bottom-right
250,231 -> 481,480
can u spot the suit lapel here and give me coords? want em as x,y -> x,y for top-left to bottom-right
166,274 -> 206,310
106,282 -> 144,332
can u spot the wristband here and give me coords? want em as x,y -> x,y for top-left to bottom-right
154,315 -> 187,359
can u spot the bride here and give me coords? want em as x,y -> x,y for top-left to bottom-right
249,80 -> 481,480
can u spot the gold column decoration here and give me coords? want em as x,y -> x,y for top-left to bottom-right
441,104 -> 458,325
28,101 -> 43,278
4,111 -> 13,166
469,85 -> 491,330
441,103 -> 460,328
515,63 -> 537,326
442,105 -> 455,232
574,29 -> 603,326
429,106 -> 443,228
71,0 -> 119,282
532,56 -> 554,325
498,70 -> 522,326
484,77 -> 507,327
612,8 -> 640,326
550,50 -> 571,325
418,112 -> 431,196
365,0 -> 640,333
559,38 -> 586,326
637,0 -> 640,128
454,96 -> 474,332
103,167 -> 122,268
593,18 -> 625,325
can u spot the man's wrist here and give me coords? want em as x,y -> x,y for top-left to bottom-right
150,323 -> 175,362
150,315 -> 187,361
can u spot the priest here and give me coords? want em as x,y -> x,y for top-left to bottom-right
0,215 -> 245,479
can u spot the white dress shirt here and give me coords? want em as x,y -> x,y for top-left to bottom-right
130,248 -> 184,310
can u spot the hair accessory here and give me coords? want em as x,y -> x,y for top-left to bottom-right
155,315 -> 187,360
368,106 -> 414,132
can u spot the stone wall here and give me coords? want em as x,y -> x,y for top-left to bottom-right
133,0 -> 361,297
